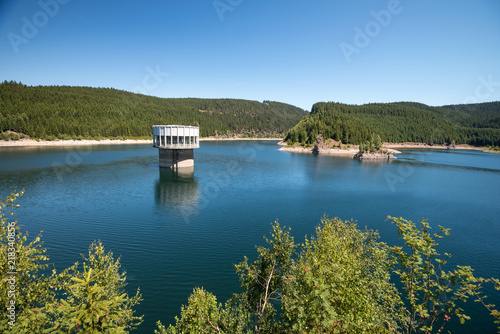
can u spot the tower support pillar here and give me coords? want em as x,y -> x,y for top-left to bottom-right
159,148 -> 194,169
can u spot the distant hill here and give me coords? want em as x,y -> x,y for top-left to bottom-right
284,101 -> 500,147
0,81 -> 308,140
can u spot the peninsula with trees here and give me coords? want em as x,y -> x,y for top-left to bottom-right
282,101 -> 500,158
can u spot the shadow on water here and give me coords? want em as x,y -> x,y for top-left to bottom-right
154,167 -> 200,220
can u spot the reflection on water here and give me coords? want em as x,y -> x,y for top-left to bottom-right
154,167 -> 199,219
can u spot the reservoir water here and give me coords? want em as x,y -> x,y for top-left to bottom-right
0,141 -> 499,333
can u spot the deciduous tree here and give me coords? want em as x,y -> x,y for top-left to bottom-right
282,217 -> 404,333
48,241 -> 143,333
0,190 -> 59,333
388,216 -> 500,333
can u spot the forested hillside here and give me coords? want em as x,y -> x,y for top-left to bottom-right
0,81 -> 307,140
437,102 -> 500,129
284,101 -> 500,147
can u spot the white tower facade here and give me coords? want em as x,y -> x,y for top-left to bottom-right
153,125 -> 200,168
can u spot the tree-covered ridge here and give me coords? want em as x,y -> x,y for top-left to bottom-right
284,101 -> 500,147
0,81 -> 307,140
437,102 -> 500,129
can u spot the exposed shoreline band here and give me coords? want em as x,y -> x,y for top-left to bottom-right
0,138 -> 496,156
279,142 -> 495,158
0,137 -> 283,148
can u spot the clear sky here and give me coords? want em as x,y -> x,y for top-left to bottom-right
1,0 -> 499,111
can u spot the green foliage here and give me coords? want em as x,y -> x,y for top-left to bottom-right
233,222 -> 296,333
284,101 -> 500,147
388,216 -> 500,333
359,143 -> 368,154
374,133 -> 383,150
437,102 -> 500,129
3,188 -> 499,333
0,190 -> 59,333
0,81 -> 307,139
166,217 -> 500,333
0,132 -> 24,141
357,134 -> 384,154
157,287 -> 224,334
156,287 -> 252,334
0,190 -> 142,333
49,241 -> 143,333
487,145 -> 500,152
282,217 -> 403,333
164,223 -> 296,334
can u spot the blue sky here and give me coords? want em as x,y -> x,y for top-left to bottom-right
1,0 -> 499,111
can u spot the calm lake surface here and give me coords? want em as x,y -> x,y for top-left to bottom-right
1,141 -> 499,333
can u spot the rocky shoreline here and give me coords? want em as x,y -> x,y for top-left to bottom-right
278,145 -> 360,157
0,138 -> 153,147
279,135 -> 400,159
279,146 -> 400,159
352,151 -> 395,160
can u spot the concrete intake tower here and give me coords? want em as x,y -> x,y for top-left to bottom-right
152,125 -> 199,169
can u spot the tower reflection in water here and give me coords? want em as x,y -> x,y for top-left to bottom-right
154,167 -> 199,221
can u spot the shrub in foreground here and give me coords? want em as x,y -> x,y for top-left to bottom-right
160,217 -> 500,333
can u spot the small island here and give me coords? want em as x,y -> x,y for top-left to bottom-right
352,134 -> 396,160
